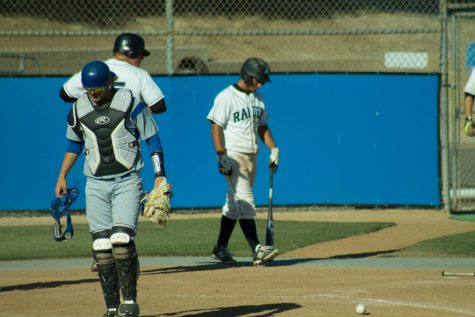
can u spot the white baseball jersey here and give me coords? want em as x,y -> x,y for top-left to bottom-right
207,84 -> 268,154
465,68 -> 475,95
63,58 -> 165,107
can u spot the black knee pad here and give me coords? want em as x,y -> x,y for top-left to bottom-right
92,230 -> 114,265
110,226 -> 137,260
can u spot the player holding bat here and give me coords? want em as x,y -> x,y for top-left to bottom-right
207,57 -> 279,266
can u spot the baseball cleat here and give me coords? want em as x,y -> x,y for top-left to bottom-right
102,308 -> 117,317
91,260 -> 98,272
118,302 -> 139,317
212,245 -> 236,264
253,245 -> 279,266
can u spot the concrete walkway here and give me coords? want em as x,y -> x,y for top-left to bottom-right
1,256 -> 474,271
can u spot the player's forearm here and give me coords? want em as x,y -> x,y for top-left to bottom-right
149,99 -> 166,114
145,134 -> 166,179
264,134 -> 277,150
258,125 -> 277,150
211,123 -> 226,154
464,94 -> 474,117
57,152 -> 79,180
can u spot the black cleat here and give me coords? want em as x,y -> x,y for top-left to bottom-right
212,245 -> 236,264
118,302 -> 140,317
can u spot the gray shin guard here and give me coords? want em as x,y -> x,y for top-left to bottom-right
97,262 -> 120,310
115,255 -> 139,301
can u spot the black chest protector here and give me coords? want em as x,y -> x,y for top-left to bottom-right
72,89 -> 139,177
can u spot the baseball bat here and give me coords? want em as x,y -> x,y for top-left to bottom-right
442,271 -> 475,277
265,166 -> 274,246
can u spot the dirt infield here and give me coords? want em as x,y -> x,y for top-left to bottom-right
2,209 -> 475,317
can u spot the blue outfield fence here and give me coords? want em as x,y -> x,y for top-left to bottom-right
0,73 -> 440,210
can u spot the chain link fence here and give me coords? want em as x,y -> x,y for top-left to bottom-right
5,0 -> 475,212
445,2 -> 475,211
0,0 -> 441,75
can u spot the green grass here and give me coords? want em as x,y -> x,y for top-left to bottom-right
396,230 -> 475,258
449,214 -> 475,222
0,219 -> 394,261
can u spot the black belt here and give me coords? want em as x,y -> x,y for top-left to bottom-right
102,172 -> 133,181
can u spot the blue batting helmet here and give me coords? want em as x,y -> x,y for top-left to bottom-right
81,61 -> 117,89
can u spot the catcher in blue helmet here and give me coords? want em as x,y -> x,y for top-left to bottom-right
54,60 -> 171,317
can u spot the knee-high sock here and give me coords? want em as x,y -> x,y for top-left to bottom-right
217,215 -> 237,247
239,218 -> 259,252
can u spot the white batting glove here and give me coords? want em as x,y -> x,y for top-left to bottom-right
217,154 -> 232,175
268,147 -> 279,173
464,117 -> 475,137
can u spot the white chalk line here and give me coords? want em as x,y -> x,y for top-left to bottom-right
173,292 -> 475,316
307,293 -> 475,316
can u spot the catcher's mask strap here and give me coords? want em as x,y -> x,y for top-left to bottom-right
53,213 -> 74,241
50,183 -> 80,242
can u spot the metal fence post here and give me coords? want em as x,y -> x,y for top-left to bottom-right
165,0 -> 175,75
440,0 -> 451,213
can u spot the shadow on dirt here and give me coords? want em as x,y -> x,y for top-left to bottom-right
141,249 -> 402,273
140,259 -> 323,273
0,249 -> 402,293
0,262 -> 241,292
0,278 -> 97,292
141,261 -> 254,275
148,302 -> 302,317
327,248 -> 401,259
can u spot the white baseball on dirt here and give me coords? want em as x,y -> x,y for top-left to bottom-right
355,303 -> 366,314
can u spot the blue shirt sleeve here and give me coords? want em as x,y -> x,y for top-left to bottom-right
145,134 -> 163,153
131,102 -> 146,120
66,139 -> 84,154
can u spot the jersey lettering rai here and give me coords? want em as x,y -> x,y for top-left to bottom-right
207,85 -> 268,154
63,58 -> 165,107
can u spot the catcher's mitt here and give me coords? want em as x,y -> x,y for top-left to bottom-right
142,181 -> 172,227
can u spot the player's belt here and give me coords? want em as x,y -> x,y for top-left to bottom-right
102,171 -> 135,181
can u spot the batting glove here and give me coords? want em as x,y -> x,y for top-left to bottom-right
464,117 -> 475,137
218,154 -> 232,175
269,147 -> 279,173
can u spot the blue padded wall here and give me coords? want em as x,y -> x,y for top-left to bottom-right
0,73 -> 440,210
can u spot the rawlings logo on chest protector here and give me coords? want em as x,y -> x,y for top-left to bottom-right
95,116 -> 110,124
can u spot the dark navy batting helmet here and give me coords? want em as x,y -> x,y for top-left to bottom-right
240,57 -> 271,84
81,61 -> 117,89
113,33 -> 150,57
